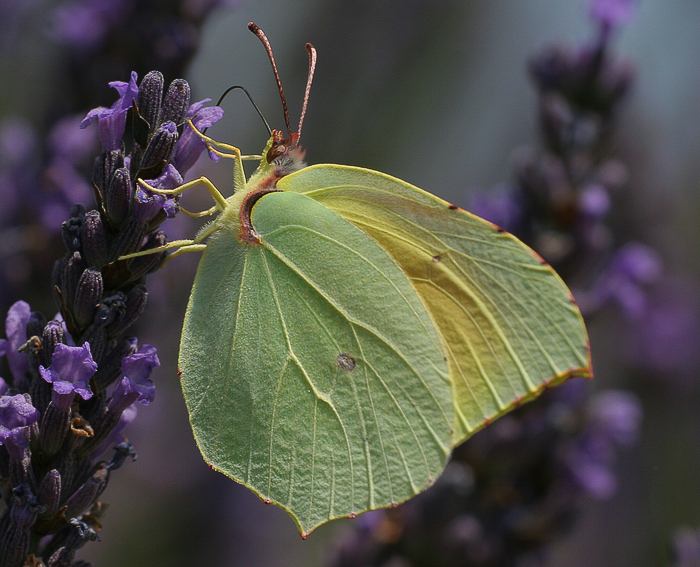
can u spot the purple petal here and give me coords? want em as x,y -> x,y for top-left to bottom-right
39,343 -> 97,401
109,71 -> 139,111
186,98 -> 213,118
120,343 -> 159,405
122,343 -> 159,381
173,104 -> 224,174
0,378 -> 7,395
134,165 -> 183,221
145,163 -> 183,190
0,394 -> 38,433
192,105 -> 224,130
80,71 -> 139,150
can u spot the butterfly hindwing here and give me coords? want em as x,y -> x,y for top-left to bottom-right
179,190 -> 453,535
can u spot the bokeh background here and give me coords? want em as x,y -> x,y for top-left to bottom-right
1,0 -> 698,566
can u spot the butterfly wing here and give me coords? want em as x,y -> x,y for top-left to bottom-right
179,190 -> 453,535
278,165 -> 592,445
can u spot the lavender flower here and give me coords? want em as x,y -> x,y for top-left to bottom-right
173,98 -> 225,173
80,71 -> 139,151
0,394 -> 38,453
39,343 -> 97,409
135,164 -> 184,222
109,343 -> 159,413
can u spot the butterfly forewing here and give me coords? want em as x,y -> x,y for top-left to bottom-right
278,164 -> 592,445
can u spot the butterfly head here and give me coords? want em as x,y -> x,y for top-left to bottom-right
248,22 -> 316,176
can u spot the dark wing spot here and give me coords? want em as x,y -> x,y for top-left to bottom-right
337,352 -> 356,371
448,204 -> 459,210
432,254 -> 442,263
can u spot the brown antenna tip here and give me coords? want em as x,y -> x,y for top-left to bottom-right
297,42 -> 317,141
248,22 -> 291,134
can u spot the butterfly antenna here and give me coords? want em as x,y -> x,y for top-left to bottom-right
212,85 -> 272,136
296,43 -> 317,142
248,22 -> 292,135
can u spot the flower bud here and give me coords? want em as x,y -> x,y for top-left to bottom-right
73,269 -> 103,329
107,284 -> 147,337
111,218 -> 145,258
38,469 -> 62,517
139,121 -> 178,172
61,211 -> 84,253
62,252 -> 85,317
161,78 -> 191,125
138,70 -> 164,131
92,150 -> 124,197
41,320 -> 65,367
38,401 -> 71,457
105,167 -> 132,227
95,293 -> 127,330
64,464 -> 108,519
0,493 -> 38,567
127,231 -> 166,280
81,210 -> 109,267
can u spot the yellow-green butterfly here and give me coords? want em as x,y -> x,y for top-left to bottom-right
127,23 -> 591,537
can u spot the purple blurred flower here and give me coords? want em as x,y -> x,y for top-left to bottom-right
39,343 -> 97,409
470,189 -> 522,233
632,281 -> 700,378
80,71 -> 139,151
0,394 -> 38,452
580,243 -> 662,317
52,0 -> 132,50
173,98 -> 224,174
49,115 -> 97,163
0,118 -> 36,167
0,300 -> 31,382
109,343 -> 159,413
565,390 -> 641,499
579,184 -> 610,219
590,0 -> 637,29
589,390 -> 642,446
134,164 -> 183,221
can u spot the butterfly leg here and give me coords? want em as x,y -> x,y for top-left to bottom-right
163,244 -> 208,263
137,177 -> 228,210
117,219 -> 219,262
186,120 -> 260,190
118,239 -> 197,261
178,204 -> 219,218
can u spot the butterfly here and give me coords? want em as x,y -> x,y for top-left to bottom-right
126,22 -> 591,537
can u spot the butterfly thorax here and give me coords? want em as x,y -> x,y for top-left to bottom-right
219,129 -> 306,244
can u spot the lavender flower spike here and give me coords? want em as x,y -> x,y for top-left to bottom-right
39,343 -> 97,410
80,71 -> 139,151
0,300 -> 31,383
0,394 -> 38,453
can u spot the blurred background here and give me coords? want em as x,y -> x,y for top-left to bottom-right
1,0 -> 698,565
